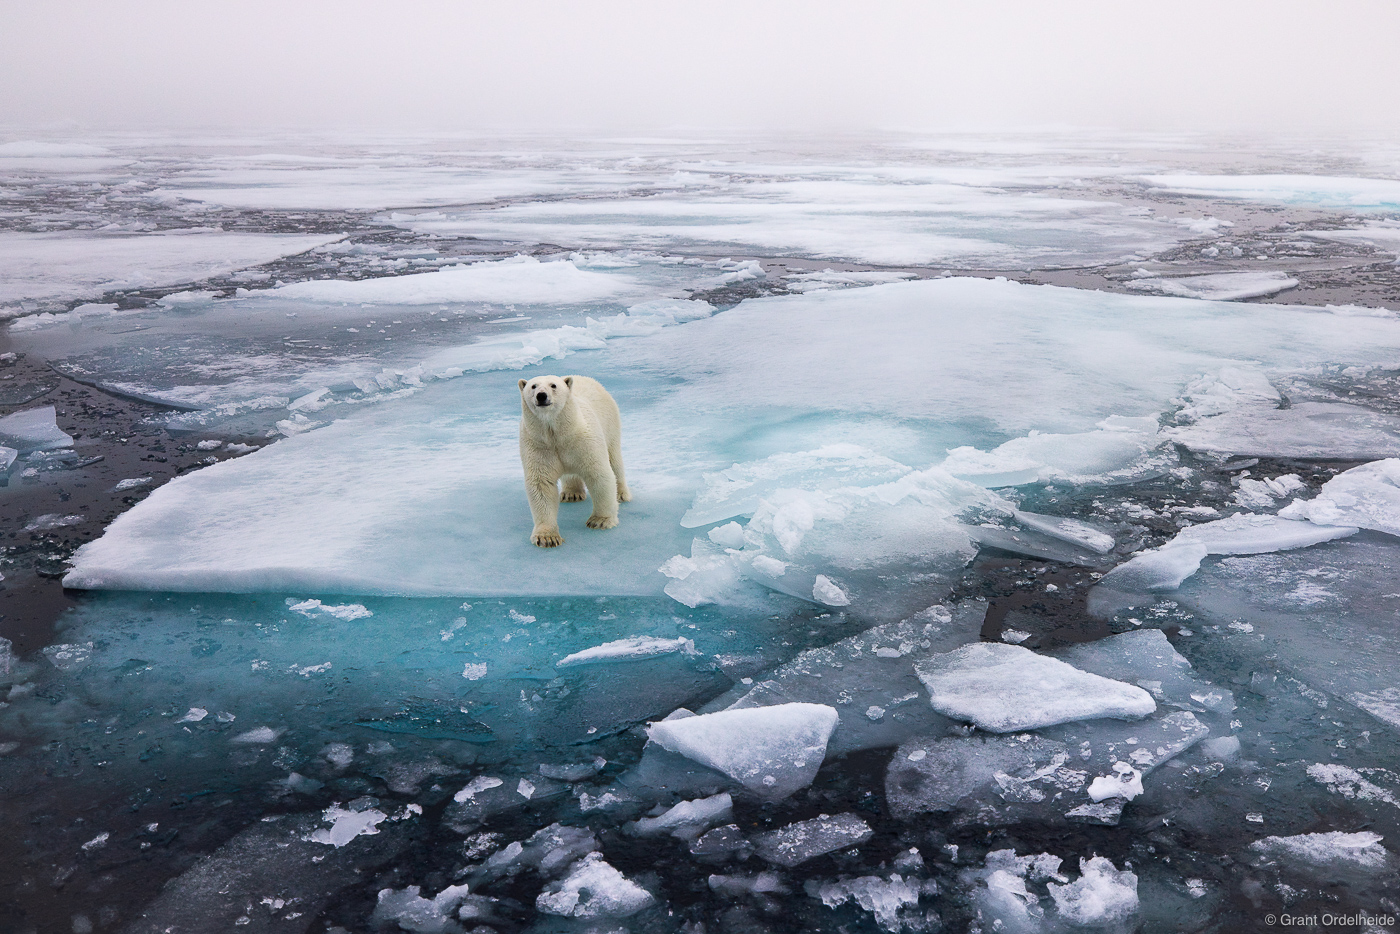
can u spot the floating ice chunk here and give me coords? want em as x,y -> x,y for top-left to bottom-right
1127,271 -> 1297,302
886,733 -> 1080,820
1248,831 -> 1393,874
913,643 -> 1155,732
1092,514 -> 1357,610
750,554 -> 787,577
1234,473 -> 1306,509
811,574 -> 850,606
1200,735 -> 1241,761
1087,763 -> 1144,802
1280,458 -> 1400,537
41,642 -> 94,671
535,852 -> 655,919
1053,629 -> 1234,714
707,521 -> 746,548
0,446 -> 15,472
556,636 -> 698,668
231,726 -> 282,744
1307,763 -> 1400,808
752,813 -> 873,867
287,598 -> 374,620
815,874 -> 928,931
1013,510 -> 1115,554
0,406 -> 73,451
113,477 -> 152,492
461,662 -> 487,680
177,707 -> 209,723
1047,857 -> 1139,925
646,703 -> 838,801
371,883 -> 472,934
81,832 -> 109,852
709,871 -> 788,900
539,757 -> 606,782
1170,513 -> 1358,554
453,775 -> 505,803
23,513 -> 83,532
628,792 -> 733,839
306,802 -> 388,846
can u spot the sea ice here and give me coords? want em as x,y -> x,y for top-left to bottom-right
942,417 -> 1168,487
645,703 -> 839,801
1139,173 -> 1400,208
815,874 -> 931,932
555,635 -> 698,668
0,406 -> 73,451
751,813 -> 874,867
1047,857 -> 1140,925
628,792 -> 733,840
1126,271 -> 1298,302
913,643 -> 1155,732
535,852 -> 656,919
371,883 -> 473,934
1247,831 -> 1394,874
1052,629 -> 1235,714
1279,458 -> 1400,536
706,601 -> 987,754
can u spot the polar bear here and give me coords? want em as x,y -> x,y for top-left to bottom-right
518,374 -> 631,548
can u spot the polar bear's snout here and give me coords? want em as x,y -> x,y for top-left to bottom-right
534,391 -> 550,406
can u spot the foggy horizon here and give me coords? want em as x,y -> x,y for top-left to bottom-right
5,0 -> 1400,137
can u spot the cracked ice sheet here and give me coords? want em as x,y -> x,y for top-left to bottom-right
62,277 -> 1400,597
0,230 -> 343,308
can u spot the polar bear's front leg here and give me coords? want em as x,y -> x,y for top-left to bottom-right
584,463 -> 620,530
526,475 -> 564,547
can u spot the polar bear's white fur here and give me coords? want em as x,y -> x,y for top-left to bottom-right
518,374 -> 630,548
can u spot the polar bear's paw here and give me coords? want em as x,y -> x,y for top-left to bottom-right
532,527 -> 564,548
560,477 -> 587,502
586,514 -> 619,530
617,484 -> 632,503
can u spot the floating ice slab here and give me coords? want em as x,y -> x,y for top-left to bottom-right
0,406 -> 73,452
1091,514 -> 1357,610
0,230 -> 340,308
914,643 -> 1156,732
752,813 -> 873,867
645,703 -> 838,801
1048,857 -> 1139,926
1053,629 -> 1234,714
1127,271 -> 1298,302
536,853 -> 655,919
1280,458 -> 1400,537
1248,832 -> 1394,874
1167,401 -> 1400,459
556,636 -> 698,668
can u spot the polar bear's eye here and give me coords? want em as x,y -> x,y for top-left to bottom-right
550,383 -> 557,389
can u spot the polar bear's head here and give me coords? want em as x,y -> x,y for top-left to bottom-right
519,375 -> 573,419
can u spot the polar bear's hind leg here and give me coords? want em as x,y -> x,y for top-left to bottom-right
560,474 -> 587,502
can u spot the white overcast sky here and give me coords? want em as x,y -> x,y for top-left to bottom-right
3,0 -> 1399,135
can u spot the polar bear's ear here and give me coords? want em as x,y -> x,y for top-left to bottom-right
564,376 -> 573,388
518,379 -> 528,391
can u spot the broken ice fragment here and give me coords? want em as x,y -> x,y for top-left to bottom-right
646,702 -> 838,801
1087,763 -> 1144,802
176,707 -> 208,723
461,661 -> 487,680
555,635 -> 698,668
453,775 -> 504,803
1047,857 -> 1139,925
1280,458 -> 1400,537
752,813 -> 873,867
306,802 -> 389,847
628,792 -> 733,840
370,883 -> 472,934
538,757 -> 605,782
230,726 -> 282,744
1248,831 -> 1395,874
816,874 -> 927,932
812,574 -> 850,606
914,643 -> 1155,732
287,598 -> 373,620
41,642 -> 95,671
535,853 -> 655,919
0,406 -> 73,451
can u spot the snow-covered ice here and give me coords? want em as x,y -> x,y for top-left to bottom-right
1126,271 -> 1298,302
1280,458 -> 1400,536
913,643 -> 1156,732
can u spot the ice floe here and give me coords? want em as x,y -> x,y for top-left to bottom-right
1126,271 -> 1298,302
645,703 -> 839,801
752,813 -> 873,867
1280,458 -> 1400,536
913,643 -> 1156,733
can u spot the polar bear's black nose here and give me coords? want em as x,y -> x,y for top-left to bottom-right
535,392 -> 549,405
